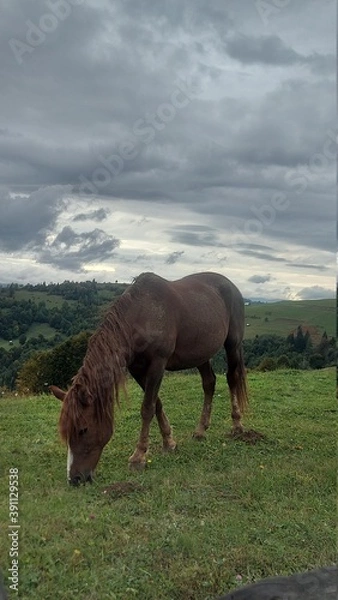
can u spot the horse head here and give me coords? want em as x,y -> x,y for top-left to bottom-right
49,383 -> 113,486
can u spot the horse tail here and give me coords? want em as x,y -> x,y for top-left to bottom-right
226,341 -> 249,415
235,345 -> 249,414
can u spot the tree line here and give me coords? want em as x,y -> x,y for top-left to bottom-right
12,326 -> 337,394
0,281 -> 127,341
0,282 -> 336,392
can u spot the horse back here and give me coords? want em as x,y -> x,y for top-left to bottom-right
123,272 -> 244,368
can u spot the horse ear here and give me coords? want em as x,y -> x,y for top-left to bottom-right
49,385 -> 67,402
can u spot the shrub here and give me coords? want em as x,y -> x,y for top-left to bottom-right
16,331 -> 91,394
257,357 -> 277,372
309,353 -> 326,370
276,354 -> 291,369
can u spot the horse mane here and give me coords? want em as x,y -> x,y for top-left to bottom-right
59,294 -> 134,442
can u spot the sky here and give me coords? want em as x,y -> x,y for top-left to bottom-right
0,0 -> 336,301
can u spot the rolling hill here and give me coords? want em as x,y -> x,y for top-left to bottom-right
0,282 -> 335,349
244,298 -> 335,342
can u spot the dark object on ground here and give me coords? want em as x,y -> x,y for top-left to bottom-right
102,481 -> 144,498
227,429 -> 265,445
217,566 -> 337,599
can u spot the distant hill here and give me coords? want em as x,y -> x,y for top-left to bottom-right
0,282 -> 335,389
0,281 -> 335,349
244,298 -> 335,342
0,281 -> 128,350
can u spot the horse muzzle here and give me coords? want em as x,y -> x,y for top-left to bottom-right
68,472 -> 94,486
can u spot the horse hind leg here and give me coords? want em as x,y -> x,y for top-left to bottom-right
193,361 -> 216,440
155,397 -> 177,452
225,342 -> 248,433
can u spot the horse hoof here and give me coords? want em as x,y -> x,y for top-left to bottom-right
192,431 -> 206,441
128,460 -> 147,472
163,442 -> 177,453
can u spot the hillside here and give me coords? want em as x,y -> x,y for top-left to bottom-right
244,299 -> 335,342
0,283 -> 335,349
0,282 -> 335,390
0,281 -> 128,349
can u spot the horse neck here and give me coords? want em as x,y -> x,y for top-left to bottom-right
82,322 -> 130,393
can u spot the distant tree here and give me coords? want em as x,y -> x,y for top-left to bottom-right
309,353 -> 326,369
18,334 -> 27,346
16,331 -> 91,393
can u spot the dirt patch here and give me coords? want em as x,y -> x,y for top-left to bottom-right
102,481 -> 144,498
227,429 -> 266,445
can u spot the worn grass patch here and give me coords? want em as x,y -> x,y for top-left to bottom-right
0,369 -> 336,599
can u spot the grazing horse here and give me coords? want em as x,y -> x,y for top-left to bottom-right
217,566 -> 337,600
50,272 -> 248,485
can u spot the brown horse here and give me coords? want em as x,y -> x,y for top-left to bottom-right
50,272 -> 248,485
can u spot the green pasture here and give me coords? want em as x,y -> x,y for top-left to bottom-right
0,324 -> 58,350
0,369 -> 336,599
244,299 -> 335,341
14,290 -> 67,308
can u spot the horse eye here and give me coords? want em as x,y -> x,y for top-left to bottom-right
79,427 -> 88,436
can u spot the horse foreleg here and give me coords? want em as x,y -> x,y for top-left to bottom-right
128,360 -> 165,470
129,363 -> 176,457
128,401 -> 155,470
193,362 -> 216,439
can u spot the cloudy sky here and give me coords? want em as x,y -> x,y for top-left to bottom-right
0,0 -> 336,300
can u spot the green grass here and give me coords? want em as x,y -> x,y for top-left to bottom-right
0,369 -> 336,599
244,299 -> 335,341
0,324 -> 58,349
24,323 -> 58,340
14,290 -> 67,308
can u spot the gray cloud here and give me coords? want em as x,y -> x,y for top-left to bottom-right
0,0 -> 335,297
225,33 -> 335,75
0,185 -> 70,251
72,208 -> 110,222
169,231 -> 224,247
226,33 -> 303,66
237,250 -> 286,263
165,250 -> 185,265
286,263 -> 329,271
248,274 -> 271,284
38,226 -> 120,271
296,286 -> 334,300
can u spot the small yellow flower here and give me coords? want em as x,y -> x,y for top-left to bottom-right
259,464 -> 265,469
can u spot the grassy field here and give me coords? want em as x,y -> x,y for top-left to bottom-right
14,290 -> 67,308
0,324 -> 58,350
244,299 -> 335,341
0,369 -> 336,599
